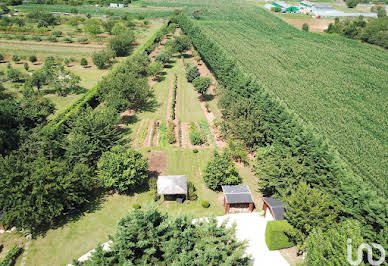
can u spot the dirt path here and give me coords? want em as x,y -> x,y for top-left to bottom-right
143,120 -> 154,148
154,120 -> 162,147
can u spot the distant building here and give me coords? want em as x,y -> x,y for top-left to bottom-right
109,3 -> 128,8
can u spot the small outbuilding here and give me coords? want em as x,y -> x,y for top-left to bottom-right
222,185 -> 254,214
157,175 -> 187,200
262,197 -> 286,220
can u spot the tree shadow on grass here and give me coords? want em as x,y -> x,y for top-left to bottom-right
34,189 -> 107,238
202,94 -> 215,102
182,53 -> 193,59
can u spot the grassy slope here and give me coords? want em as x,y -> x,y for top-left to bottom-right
157,0 -> 387,194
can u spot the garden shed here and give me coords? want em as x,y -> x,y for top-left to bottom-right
262,197 -> 286,220
222,185 -> 254,214
157,175 -> 187,200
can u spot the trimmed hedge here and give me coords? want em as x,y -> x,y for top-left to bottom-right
170,74 -> 177,120
265,220 -> 295,251
0,246 -> 23,266
42,20 -> 171,134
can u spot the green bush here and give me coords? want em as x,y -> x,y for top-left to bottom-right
192,148 -> 199,153
302,23 -> 309,32
189,122 -> 203,146
132,203 -> 141,209
186,64 -> 200,82
201,200 -> 210,208
265,220 -> 295,250
187,181 -> 197,201
193,76 -> 211,95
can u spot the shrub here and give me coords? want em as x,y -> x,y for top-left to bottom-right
201,200 -> 210,208
63,37 -> 73,43
31,35 -> 42,41
108,32 -> 135,57
80,58 -> 88,67
78,37 -> 88,44
52,30 -> 62,37
23,62 -> 29,71
12,54 -> 20,63
189,122 -> 203,146
265,220 -> 295,250
302,23 -> 309,32
92,49 -> 112,69
29,55 -> 37,63
192,149 -> 199,153
145,147 -> 151,153
155,49 -> 172,64
271,7 -> 281,12
186,64 -> 200,82
203,150 -> 241,190
132,203 -> 141,209
167,120 -> 176,144
170,74 -> 177,119
47,36 -> 57,42
187,181 -> 197,200
193,76 -> 211,95
98,146 -> 149,194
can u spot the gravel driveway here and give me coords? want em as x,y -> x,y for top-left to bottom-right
215,213 -> 289,266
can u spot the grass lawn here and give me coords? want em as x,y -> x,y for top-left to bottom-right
0,231 -> 26,261
20,147 -> 227,266
176,57 -> 207,123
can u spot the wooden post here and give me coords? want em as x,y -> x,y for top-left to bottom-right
262,201 -> 268,217
225,203 -> 230,214
249,202 -> 253,212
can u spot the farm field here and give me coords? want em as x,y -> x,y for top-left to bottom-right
16,4 -> 174,18
0,19 -> 164,117
152,0 -> 387,195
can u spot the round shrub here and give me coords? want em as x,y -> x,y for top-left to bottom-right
193,76 -> 211,95
192,149 -> 199,153
98,146 -> 149,194
29,55 -> 37,63
201,200 -> 210,208
186,64 -> 200,82
203,150 -> 241,190
302,23 -> 309,32
132,203 -> 141,210
145,147 -> 151,153
80,57 -> 88,67
12,55 -> 20,63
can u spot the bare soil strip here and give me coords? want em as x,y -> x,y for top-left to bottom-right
143,120 -> 154,148
148,151 -> 167,175
180,122 -> 193,149
154,120 -> 162,147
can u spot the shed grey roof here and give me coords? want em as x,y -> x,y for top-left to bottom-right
222,185 -> 254,204
263,197 -> 286,220
157,175 -> 187,195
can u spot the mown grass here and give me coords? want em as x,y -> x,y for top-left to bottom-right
21,147 -> 225,266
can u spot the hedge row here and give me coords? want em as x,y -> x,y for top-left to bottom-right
174,14 -> 387,250
265,220 -> 295,251
42,20 -> 170,134
0,246 -> 23,266
170,74 -> 177,120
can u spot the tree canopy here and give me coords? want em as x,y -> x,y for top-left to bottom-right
98,146 -> 149,193
78,208 -> 249,265
203,150 -> 241,190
